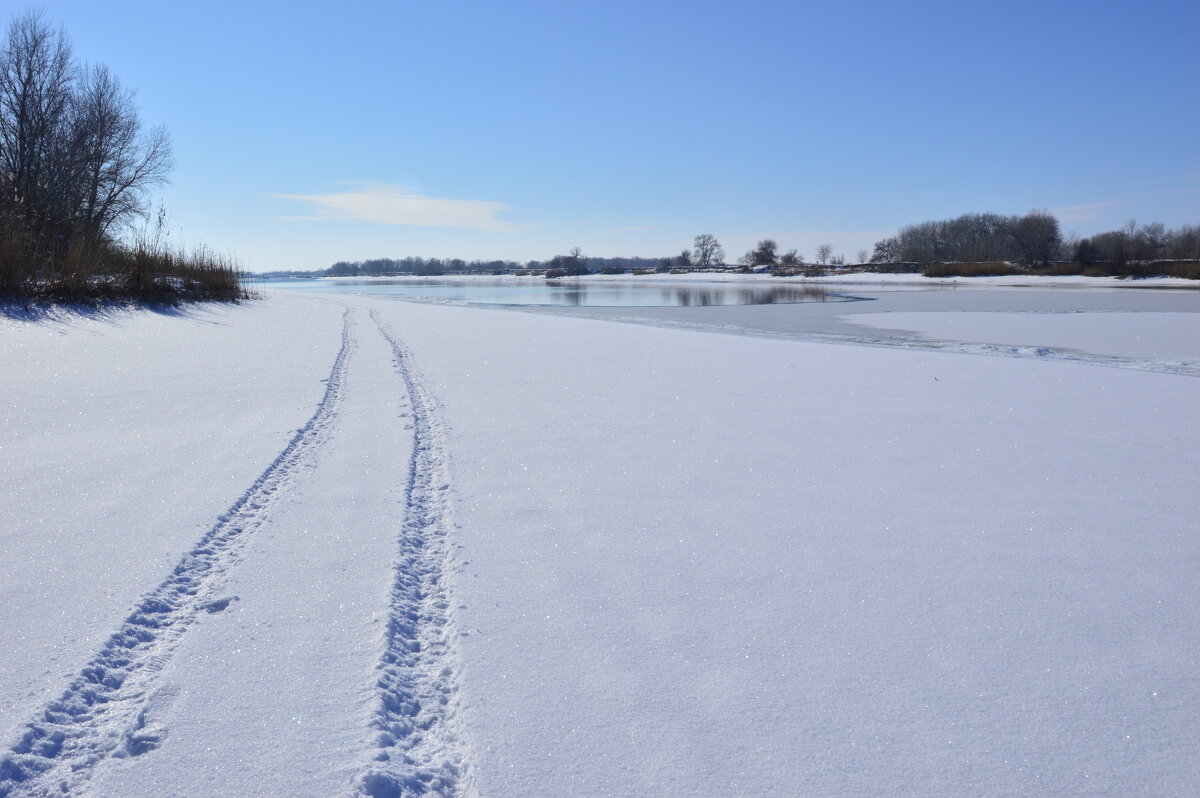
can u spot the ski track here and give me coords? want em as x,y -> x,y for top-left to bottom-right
1,304 -> 472,797
352,310 -> 471,798
0,309 -> 355,798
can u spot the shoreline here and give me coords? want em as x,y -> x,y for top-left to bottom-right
254,270 -> 1200,290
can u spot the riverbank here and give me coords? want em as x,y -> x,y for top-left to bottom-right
257,270 -> 1200,290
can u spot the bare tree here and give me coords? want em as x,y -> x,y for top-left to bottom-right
856,249 -> 868,264
674,248 -> 693,269
780,248 -> 800,266
0,11 -> 240,301
1135,221 -> 1167,260
69,64 -> 172,241
749,239 -> 778,267
692,233 -> 724,268
0,11 -> 74,240
875,212 -> 1029,263
871,236 -> 901,263
0,12 -> 171,249
814,243 -> 834,265
1167,225 -> 1200,259
562,246 -> 587,275
1012,209 -> 1061,266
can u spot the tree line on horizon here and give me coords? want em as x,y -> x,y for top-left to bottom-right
870,211 -> 1200,269
307,252 -> 673,279
0,11 -> 244,303
288,213 -> 1199,281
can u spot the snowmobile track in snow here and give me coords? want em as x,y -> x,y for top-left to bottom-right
352,311 -> 471,798
0,309 -> 355,798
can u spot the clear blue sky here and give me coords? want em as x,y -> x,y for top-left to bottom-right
22,0 -> 1200,270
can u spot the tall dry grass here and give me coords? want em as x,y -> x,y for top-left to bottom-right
0,220 -> 249,304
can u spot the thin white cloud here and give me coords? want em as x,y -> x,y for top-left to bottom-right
1053,178 -> 1200,224
271,182 -> 531,231
1051,200 -> 1130,223
1103,173 -> 1200,192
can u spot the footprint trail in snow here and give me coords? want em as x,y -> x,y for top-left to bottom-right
0,307 -> 471,798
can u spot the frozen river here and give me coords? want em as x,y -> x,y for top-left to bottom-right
268,277 -> 1200,371
264,277 -> 846,306
506,284 -> 1200,370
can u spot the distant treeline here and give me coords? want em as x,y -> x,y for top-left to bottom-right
278,213 -> 1200,281
870,211 -> 1200,275
269,254 -> 669,279
0,12 -> 245,304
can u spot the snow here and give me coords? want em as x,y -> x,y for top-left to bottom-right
2,290 -> 1198,796
0,300 -> 343,747
844,311 -> 1200,360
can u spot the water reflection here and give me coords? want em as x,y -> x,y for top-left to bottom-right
271,278 -> 849,307
546,282 -> 586,306
661,285 -> 831,306
533,282 -> 835,306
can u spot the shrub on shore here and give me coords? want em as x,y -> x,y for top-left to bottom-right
1068,260 -> 1200,280
0,11 -> 246,305
0,219 -> 249,304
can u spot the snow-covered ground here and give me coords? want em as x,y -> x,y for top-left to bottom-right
844,311 -> 1200,360
1,301 -> 343,743
2,291 -> 1198,796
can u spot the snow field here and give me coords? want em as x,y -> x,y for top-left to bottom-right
844,310 -> 1200,361
0,299 -> 344,747
83,309 -> 468,797
363,297 -> 1200,797
2,292 -> 1198,796
3,306 -> 356,795
1,300 -> 468,796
